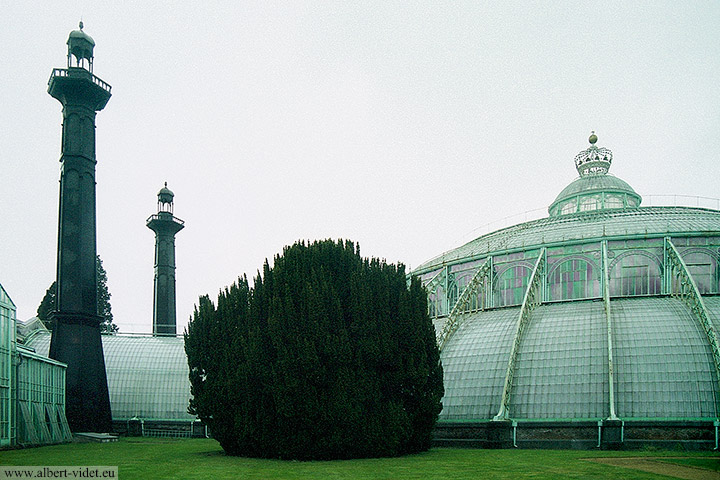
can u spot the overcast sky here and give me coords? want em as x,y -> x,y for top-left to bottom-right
1,2 -> 719,333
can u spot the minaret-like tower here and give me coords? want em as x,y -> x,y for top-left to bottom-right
147,184 -> 184,335
47,23 -> 112,432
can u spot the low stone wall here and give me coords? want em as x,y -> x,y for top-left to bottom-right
433,420 -> 719,450
112,420 -> 208,438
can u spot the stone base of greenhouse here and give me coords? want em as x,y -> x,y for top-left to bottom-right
107,418 -> 720,451
433,420 -> 720,450
112,419 -> 208,438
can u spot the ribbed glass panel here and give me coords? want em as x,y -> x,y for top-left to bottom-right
613,298 -> 717,418
27,333 -> 192,421
509,301 -> 608,419
439,308 -> 518,420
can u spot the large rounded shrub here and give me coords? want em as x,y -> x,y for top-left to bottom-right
185,239 -> 443,459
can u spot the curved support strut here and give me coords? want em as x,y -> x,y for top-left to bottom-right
665,238 -> 720,417
494,248 -> 546,421
437,259 -> 492,351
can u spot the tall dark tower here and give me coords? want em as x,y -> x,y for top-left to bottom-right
47,23 -> 112,432
147,184 -> 184,335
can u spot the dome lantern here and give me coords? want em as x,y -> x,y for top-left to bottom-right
66,21 -> 96,72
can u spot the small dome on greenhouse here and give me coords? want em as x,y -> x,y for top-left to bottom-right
547,134 -> 641,216
411,133 -> 720,443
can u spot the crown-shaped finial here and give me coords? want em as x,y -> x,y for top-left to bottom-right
574,131 -> 612,176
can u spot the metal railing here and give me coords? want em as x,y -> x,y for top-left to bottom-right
146,213 -> 185,225
49,68 -> 112,94
644,194 -> 720,210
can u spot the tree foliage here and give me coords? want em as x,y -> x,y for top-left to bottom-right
95,256 -> 118,333
37,255 -> 118,333
184,239 -> 443,460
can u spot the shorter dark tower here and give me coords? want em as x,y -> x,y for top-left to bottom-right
147,184 -> 184,335
48,23 -> 112,432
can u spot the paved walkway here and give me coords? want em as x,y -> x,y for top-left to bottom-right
586,457 -> 720,480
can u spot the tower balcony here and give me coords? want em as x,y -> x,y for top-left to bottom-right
49,68 -> 112,93
48,68 -> 112,110
146,212 -> 185,226
146,212 -> 185,236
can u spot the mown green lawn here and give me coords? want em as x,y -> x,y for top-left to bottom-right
1,438 -> 718,479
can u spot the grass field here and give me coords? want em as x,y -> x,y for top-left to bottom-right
1,438 -> 719,479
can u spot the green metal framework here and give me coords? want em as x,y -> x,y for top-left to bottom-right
16,347 -> 72,445
0,283 -> 71,447
602,241 -> 618,420
420,228 -> 720,422
494,248 -> 546,421
665,237 -> 720,416
412,137 -> 720,424
425,267 -> 448,319
0,284 -> 16,447
420,223 -> 720,319
438,258 -> 491,351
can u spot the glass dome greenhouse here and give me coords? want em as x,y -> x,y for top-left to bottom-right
411,134 -> 720,448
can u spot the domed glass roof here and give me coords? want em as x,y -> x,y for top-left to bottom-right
549,174 -> 641,212
410,132 -> 720,429
26,332 -> 192,421
548,133 -> 641,216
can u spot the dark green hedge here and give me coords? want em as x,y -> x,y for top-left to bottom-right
185,239 -> 443,459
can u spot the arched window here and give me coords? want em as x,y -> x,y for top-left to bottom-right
548,258 -> 598,301
609,253 -> 662,297
494,265 -> 531,307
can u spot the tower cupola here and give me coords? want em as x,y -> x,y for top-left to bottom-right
67,22 -> 95,71
157,182 -> 175,214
